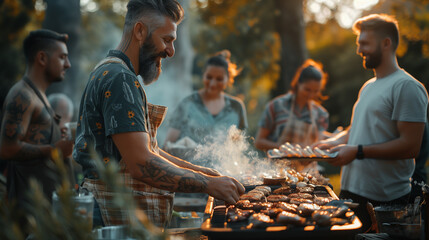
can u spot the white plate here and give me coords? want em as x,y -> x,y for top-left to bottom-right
267,149 -> 338,161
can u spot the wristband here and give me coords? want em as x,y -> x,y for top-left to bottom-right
356,144 -> 364,160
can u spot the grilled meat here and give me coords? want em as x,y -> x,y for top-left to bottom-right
248,213 -> 274,228
273,186 -> 293,195
274,202 -> 298,213
288,193 -> 313,199
297,203 -> 320,217
290,198 -> 313,205
314,197 -> 332,206
227,207 -> 254,222
266,194 -> 289,202
276,211 -> 306,226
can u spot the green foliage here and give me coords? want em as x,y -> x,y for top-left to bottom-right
0,0 -> 39,107
0,149 -> 93,240
391,0 -> 429,57
192,0 -> 280,136
89,149 -> 167,240
398,41 -> 429,95
0,148 -> 167,240
0,200 -> 27,240
193,0 -> 279,95
193,0 -> 429,135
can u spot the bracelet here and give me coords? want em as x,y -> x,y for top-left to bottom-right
356,144 -> 364,160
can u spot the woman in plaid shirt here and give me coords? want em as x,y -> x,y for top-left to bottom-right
255,59 -> 329,172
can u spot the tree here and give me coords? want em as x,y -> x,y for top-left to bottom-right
194,0 -> 280,135
0,0 -> 39,108
389,0 -> 429,89
43,0 -> 82,107
272,0 -> 308,97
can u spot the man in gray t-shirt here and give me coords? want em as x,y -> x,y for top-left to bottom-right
315,14 -> 428,232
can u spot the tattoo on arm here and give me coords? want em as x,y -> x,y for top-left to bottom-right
3,91 -> 30,140
137,156 -> 208,192
11,143 -> 46,161
1,90 -> 48,161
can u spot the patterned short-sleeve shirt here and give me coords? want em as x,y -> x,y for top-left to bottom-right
258,92 -> 329,143
168,92 -> 248,144
73,50 -> 148,179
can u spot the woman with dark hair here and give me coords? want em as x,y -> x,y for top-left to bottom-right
164,50 -> 247,147
255,59 -> 329,172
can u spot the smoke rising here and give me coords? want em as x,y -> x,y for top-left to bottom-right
192,125 -> 287,185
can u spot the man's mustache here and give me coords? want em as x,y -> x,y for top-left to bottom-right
157,51 -> 167,60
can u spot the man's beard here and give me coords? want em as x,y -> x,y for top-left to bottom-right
138,36 -> 167,85
363,45 -> 382,69
46,66 -> 64,83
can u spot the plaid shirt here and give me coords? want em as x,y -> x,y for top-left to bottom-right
258,93 -> 329,144
74,50 -> 173,227
82,163 -> 174,228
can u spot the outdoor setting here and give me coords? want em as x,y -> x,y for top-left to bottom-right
1,0 -> 429,239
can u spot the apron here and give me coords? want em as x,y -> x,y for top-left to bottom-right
7,77 -> 62,206
277,95 -> 319,173
82,57 -> 174,228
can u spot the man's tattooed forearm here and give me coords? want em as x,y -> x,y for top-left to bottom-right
10,143 -> 45,161
137,156 -> 209,192
177,174 -> 208,192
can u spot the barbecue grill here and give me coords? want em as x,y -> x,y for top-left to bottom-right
201,185 -> 362,240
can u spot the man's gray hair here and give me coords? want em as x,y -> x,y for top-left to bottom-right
124,0 -> 184,34
48,93 -> 74,119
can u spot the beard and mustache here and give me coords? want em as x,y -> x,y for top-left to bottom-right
138,34 -> 167,85
45,64 -> 66,83
362,44 -> 382,69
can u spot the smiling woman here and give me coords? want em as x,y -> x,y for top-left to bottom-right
255,59 -> 330,173
164,50 -> 248,165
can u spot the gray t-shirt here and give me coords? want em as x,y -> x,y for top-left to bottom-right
342,69 -> 428,201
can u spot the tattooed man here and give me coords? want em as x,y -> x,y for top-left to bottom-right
73,0 -> 245,228
0,30 -> 74,208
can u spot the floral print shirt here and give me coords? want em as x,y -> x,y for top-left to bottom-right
73,50 -> 148,179
168,92 -> 248,145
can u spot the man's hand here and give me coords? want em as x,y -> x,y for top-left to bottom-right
206,176 -> 245,205
55,138 -> 74,157
313,127 -> 350,150
326,144 -> 358,166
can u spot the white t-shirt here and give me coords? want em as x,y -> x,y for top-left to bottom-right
342,69 -> 428,201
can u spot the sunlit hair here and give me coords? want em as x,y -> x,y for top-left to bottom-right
23,29 -> 68,65
124,0 -> 184,34
290,59 -> 328,103
352,14 -> 399,52
205,50 -> 242,87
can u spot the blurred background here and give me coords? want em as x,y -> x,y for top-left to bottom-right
1,0 -> 428,188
